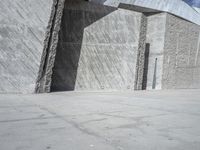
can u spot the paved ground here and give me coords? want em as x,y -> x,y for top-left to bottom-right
0,90 -> 200,150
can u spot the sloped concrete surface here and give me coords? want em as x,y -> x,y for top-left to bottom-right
0,0 -> 53,93
104,0 -> 200,25
193,7 -> 200,13
51,0 -> 142,92
0,90 -> 200,150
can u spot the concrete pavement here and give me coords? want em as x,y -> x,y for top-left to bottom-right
0,90 -> 200,150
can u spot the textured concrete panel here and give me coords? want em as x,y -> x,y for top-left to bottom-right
146,13 -> 166,90
0,0 -> 53,93
162,14 -> 200,89
51,0 -> 142,91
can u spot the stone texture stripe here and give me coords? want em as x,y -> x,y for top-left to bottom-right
134,14 -> 147,90
35,0 -> 66,93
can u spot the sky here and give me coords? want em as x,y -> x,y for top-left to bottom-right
183,0 -> 200,7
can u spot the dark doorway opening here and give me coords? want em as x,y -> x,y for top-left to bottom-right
142,43 -> 150,90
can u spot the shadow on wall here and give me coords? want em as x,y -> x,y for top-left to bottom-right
51,0 -> 116,92
142,43 -> 150,90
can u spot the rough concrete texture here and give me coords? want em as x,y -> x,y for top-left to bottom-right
0,90 -> 200,150
134,14 -> 147,90
146,13 -> 166,90
35,0 -> 66,93
51,0 -> 142,91
1,0 -> 200,93
162,14 -> 200,89
0,0 -> 53,93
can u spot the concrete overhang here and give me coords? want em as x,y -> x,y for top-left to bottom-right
118,3 -> 161,16
102,0 -> 200,26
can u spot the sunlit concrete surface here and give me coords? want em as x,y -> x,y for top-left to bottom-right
104,0 -> 200,25
0,90 -> 200,150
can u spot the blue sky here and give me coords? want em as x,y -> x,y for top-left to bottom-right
183,0 -> 200,7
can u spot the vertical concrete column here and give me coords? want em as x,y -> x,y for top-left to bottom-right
134,14 -> 147,90
35,0 -> 65,93
145,13 -> 167,90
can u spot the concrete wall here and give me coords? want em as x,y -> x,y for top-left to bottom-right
162,14 -> 200,89
2,0 -> 199,93
51,0 -> 143,91
0,0 -> 53,93
146,13 -> 166,90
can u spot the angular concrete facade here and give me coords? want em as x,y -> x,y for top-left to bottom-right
0,0 -> 200,93
0,0 -> 53,93
163,14 -> 200,89
145,13 -> 200,90
51,0 -> 143,92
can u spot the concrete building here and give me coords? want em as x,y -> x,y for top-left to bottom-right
0,0 -> 200,93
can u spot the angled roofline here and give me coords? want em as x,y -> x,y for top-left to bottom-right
103,0 -> 200,26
